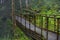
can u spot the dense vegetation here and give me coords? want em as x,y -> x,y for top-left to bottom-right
29,0 -> 60,15
0,17 -> 31,40
0,0 -> 60,40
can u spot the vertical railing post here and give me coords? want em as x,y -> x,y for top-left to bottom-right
40,15 -> 43,40
54,15 -> 56,32
29,14 -> 30,30
45,15 -> 49,40
34,14 -> 36,32
28,14 -> 31,35
25,14 -> 26,31
57,18 -> 60,40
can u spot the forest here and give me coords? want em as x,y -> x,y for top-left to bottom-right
0,0 -> 60,40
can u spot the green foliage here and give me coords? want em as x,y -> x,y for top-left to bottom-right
14,26 -> 31,40
7,19 -> 31,40
0,17 -> 31,40
27,0 -> 60,15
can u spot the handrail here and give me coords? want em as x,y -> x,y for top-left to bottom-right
16,14 -> 60,19
22,8 -> 60,15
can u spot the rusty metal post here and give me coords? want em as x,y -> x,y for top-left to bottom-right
57,18 -> 60,40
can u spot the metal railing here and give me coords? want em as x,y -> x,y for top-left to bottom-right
19,9 -> 60,32
16,9 -> 60,40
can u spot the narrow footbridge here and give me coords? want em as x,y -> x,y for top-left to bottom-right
15,13 -> 60,40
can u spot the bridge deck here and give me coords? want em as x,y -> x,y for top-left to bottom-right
16,16 -> 60,40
